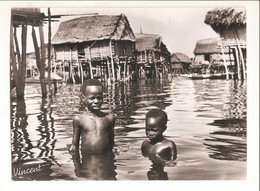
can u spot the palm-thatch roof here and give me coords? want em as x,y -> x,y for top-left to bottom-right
135,33 -> 170,55
204,7 -> 246,33
52,14 -> 135,45
193,37 -> 228,54
171,52 -> 191,63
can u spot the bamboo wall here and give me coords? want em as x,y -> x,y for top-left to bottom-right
54,40 -> 135,61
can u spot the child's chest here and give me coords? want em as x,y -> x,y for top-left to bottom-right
147,143 -> 168,155
81,116 -> 111,132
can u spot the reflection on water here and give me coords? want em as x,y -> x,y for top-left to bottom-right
71,151 -> 117,180
10,77 -> 247,180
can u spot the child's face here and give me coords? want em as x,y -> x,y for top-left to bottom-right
145,117 -> 165,142
83,85 -> 103,112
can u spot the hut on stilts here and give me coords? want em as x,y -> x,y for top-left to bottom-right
204,7 -> 246,80
135,33 -> 171,79
51,14 -> 136,84
171,52 -> 191,75
192,37 -> 233,77
10,8 -> 48,100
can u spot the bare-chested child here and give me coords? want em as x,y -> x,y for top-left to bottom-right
141,109 -> 177,161
69,79 -> 115,154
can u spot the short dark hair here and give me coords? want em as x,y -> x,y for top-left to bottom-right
146,108 -> 168,127
80,79 -> 103,96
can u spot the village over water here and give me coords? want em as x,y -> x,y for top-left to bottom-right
9,7 -> 248,181
10,7 -> 246,100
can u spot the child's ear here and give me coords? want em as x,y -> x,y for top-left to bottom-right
163,125 -> 167,132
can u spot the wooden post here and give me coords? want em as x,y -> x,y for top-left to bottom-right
47,7 -> 52,95
153,52 -> 159,78
234,47 -> 241,80
63,48 -> 65,82
32,26 -> 47,98
109,40 -> 115,82
234,29 -> 246,80
220,38 -> 229,80
21,25 -> 27,95
13,27 -> 21,73
10,25 -> 22,99
80,62 -> 84,83
88,47 -> 93,79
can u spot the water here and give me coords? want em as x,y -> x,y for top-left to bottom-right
10,76 -> 247,180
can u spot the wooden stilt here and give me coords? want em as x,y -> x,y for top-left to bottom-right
47,7 -> 52,95
21,25 -> 27,94
10,25 -> 22,99
234,29 -> 246,80
32,26 -> 47,98
234,47 -> 241,80
220,38 -> 229,80
80,62 -> 84,83
13,27 -> 21,72
63,49 -> 65,82
109,40 -> 115,82
39,24 -> 47,98
88,47 -> 93,79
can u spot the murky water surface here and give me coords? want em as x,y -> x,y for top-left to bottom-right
11,77 -> 246,180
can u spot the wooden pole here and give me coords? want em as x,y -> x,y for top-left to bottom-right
48,7 -> 52,95
13,27 -> 21,73
21,25 -> 27,95
80,62 -> 84,83
32,26 -> 47,98
233,28 -> 246,80
109,40 -> 115,82
153,52 -> 159,78
220,38 -> 229,80
39,24 -> 47,98
10,25 -> 22,99
70,48 -> 75,84
234,47 -> 241,80
88,47 -> 93,79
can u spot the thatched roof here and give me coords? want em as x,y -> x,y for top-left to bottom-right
171,52 -> 191,63
11,8 -> 44,26
135,33 -> 170,55
204,7 -> 246,33
52,14 -> 135,45
193,37 -> 227,54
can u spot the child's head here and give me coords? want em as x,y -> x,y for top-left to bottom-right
80,79 -> 103,112
145,109 -> 168,142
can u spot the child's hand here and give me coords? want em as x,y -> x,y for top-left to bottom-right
69,145 -> 78,153
112,147 -> 120,155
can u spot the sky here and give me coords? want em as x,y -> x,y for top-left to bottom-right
34,6 -> 221,58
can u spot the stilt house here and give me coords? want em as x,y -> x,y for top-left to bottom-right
51,14 -> 136,83
135,33 -> 171,78
171,52 -> 191,74
204,7 -> 246,80
193,38 -> 233,74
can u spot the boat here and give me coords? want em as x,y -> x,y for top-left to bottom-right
190,74 -> 211,79
180,73 -> 210,79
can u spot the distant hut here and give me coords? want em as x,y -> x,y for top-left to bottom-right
52,14 -> 136,83
135,33 -> 171,79
26,44 -> 55,79
193,38 -> 233,74
204,7 -> 246,80
171,52 -> 191,74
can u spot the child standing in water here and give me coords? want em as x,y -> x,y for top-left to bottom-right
69,79 -> 115,154
141,108 -> 177,161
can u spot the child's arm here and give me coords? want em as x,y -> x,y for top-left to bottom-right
69,116 -> 81,153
